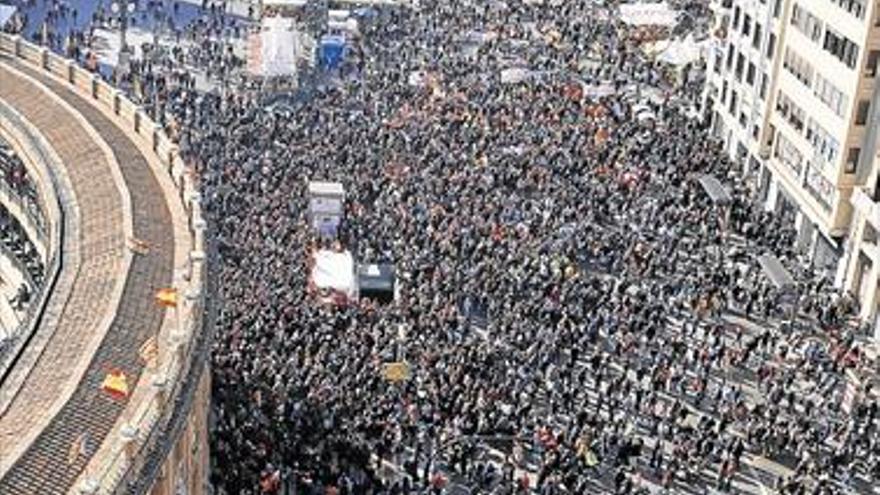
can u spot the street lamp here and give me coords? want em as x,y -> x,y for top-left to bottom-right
110,0 -> 137,81
110,0 -> 136,54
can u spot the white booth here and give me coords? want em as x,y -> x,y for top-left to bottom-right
308,181 -> 345,237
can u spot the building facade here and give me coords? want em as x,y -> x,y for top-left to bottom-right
704,0 -> 880,326
843,138 -> 880,341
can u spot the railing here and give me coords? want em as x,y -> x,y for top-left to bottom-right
109,235 -> 216,495
0,230 -> 38,290
0,33 -> 209,495
0,173 -> 48,249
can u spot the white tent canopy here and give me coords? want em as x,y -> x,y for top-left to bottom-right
618,2 -> 678,27
0,5 -> 16,28
648,34 -> 706,66
263,0 -> 309,6
259,16 -> 300,77
312,249 -> 356,298
500,68 -> 533,84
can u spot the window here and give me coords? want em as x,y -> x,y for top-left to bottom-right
734,6 -> 741,29
747,62 -> 756,85
805,117 -> 839,164
775,132 -> 804,177
791,4 -> 823,42
831,0 -> 866,19
866,50 -> 879,77
743,14 -> 752,36
783,47 -> 814,87
847,147 -> 861,173
729,91 -> 738,116
814,74 -> 848,117
804,164 -> 835,211
777,90 -> 806,133
873,174 -> 880,201
856,100 -> 870,125
727,44 -> 735,70
740,112 -> 748,128
736,53 -> 745,81
722,80 -> 729,102
823,28 -> 860,69
766,33 -> 776,59
773,0 -> 782,18
753,24 -> 763,50
760,73 -> 769,99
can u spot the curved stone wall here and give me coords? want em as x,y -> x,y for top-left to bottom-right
0,33 -> 210,495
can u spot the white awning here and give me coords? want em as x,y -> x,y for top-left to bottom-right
619,2 -> 677,26
308,181 -> 345,196
263,0 -> 308,6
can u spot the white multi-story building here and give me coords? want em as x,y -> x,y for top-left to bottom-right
704,0 -> 880,286
843,113 -> 880,339
703,0 -> 785,184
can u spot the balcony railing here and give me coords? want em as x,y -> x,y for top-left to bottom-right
107,236 -> 215,495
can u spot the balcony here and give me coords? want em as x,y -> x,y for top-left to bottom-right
851,186 -> 880,230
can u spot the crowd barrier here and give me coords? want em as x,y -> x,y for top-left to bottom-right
0,33 -> 210,495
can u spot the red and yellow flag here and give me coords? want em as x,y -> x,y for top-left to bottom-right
101,370 -> 129,400
155,288 -> 178,308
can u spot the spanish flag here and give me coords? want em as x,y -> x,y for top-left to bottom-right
155,288 -> 178,308
102,370 -> 129,400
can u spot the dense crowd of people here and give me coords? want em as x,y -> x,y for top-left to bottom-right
163,2 -> 880,493
8,0 -> 880,493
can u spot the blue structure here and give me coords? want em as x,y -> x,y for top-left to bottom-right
319,34 -> 346,71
